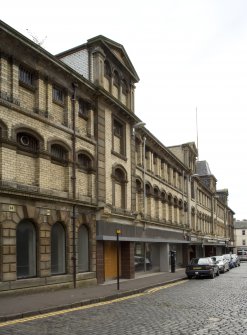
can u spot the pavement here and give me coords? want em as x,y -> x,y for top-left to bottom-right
0,268 -> 186,322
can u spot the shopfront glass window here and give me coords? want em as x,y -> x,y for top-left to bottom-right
134,242 -> 152,272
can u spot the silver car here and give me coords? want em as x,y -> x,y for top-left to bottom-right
211,256 -> 229,273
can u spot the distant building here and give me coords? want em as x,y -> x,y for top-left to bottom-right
234,220 -> 247,250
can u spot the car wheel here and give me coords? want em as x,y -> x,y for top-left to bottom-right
187,275 -> 192,279
216,269 -> 220,276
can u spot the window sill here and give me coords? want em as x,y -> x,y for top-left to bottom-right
111,150 -> 127,161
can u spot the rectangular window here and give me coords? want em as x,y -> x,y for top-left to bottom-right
112,118 -> 125,156
19,66 -> 34,86
53,86 -> 64,103
242,230 -> 246,235
113,119 -> 123,138
79,100 -> 89,120
243,240 -> 246,246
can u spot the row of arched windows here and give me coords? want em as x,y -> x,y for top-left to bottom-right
0,122 -> 94,170
16,220 -> 89,279
136,178 -> 187,209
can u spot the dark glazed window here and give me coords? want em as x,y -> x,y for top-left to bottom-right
16,221 -> 36,278
19,66 -> 34,86
51,144 -> 68,163
78,153 -> 92,170
78,225 -> 89,272
51,222 -> 66,275
104,61 -> 111,78
53,86 -> 64,103
17,132 -> 39,153
79,100 -> 90,120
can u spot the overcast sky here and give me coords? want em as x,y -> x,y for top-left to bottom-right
2,0 -> 247,219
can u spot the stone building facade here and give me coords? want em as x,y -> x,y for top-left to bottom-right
0,20 -> 235,294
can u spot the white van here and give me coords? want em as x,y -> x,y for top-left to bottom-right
237,249 -> 247,261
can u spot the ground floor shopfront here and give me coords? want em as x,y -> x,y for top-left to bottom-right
96,220 -> 190,283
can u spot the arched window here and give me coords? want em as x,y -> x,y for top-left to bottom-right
78,225 -> 89,272
104,61 -> 111,78
51,222 -> 66,275
122,79 -> 128,96
16,221 -> 36,278
78,153 -> 92,171
154,187 -> 160,218
113,70 -> 120,87
113,166 -> 127,209
136,179 -> 142,193
51,144 -> 68,163
17,132 -> 39,153
161,191 -> 167,221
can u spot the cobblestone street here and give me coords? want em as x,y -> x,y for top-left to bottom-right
1,263 -> 247,335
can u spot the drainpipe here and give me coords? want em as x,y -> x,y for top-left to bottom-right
72,82 -> 78,288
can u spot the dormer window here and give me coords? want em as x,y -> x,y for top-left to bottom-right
113,70 -> 120,87
122,80 -> 128,95
104,61 -> 111,78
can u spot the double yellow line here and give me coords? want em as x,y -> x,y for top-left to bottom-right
0,280 -> 187,328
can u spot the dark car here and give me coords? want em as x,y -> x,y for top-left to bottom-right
186,257 -> 220,279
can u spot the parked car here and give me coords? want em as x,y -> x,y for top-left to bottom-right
222,254 -> 235,268
186,257 -> 220,279
231,254 -> 240,267
211,255 -> 229,273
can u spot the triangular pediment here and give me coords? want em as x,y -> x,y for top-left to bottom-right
88,35 -> 139,82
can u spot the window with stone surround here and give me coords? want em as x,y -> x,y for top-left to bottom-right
51,222 -> 66,275
122,79 -> 128,96
112,117 -> 126,156
104,60 -> 111,79
113,70 -> 120,87
78,225 -> 89,272
78,99 -> 90,120
19,65 -> 34,88
112,166 -> 127,209
51,143 -> 68,164
17,132 -> 39,153
53,85 -> 64,104
16,220 -> 37,279
78,152 -> 93,171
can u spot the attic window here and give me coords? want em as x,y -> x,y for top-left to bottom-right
53,85 -> 64,104
113,71 -> 120,87
19,66 -> 34,87
104,61 -> 111,78
122,80 -> 128,95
